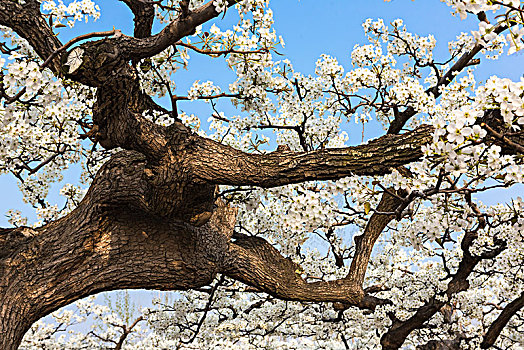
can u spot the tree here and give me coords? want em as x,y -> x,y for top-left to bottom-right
0,0 -> 523,348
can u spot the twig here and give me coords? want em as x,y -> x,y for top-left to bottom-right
481,122 -> 524,154
5,29 -> 120,105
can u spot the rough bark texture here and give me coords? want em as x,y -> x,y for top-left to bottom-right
0,3 -> 435,340
0,1 -> 521,350
0,1 -> 62,73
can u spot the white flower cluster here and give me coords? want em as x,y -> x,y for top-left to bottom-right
6,209 -> 27,227
442,0 -> 519,19
42,0 -> 100,28
0,30 -> 95,220
448,32 -> 475,57
2,1 -> 523,348
422,75 -> 524,185
4,61 -> 44,95
213,0 -> 228,13
442,0 -> 524,56
187,80 -> 222,101
477,76 -> 524,125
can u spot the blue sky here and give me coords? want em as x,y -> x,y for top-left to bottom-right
1,0 -> 523,332
1,1 -> 523,224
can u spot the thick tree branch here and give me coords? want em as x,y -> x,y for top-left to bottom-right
190,125 -> 434,188
347,191 -> 402,286
0,1 -> 63,74
0,151 -> 233,350
225,235 -> 364,304
481,291 -> 524,349
91,70 -> 173,155
115,0 -> 239,61
118,0 -> 155,38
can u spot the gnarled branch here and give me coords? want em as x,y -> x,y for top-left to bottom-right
190,125 -> 434,188
225,234 -> 364,304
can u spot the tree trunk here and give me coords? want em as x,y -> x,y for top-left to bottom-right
0,2 -> 450,348
0,152 -> 225,349
0,129 -> 434,348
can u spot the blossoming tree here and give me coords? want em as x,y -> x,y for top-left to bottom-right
0,0 -> 523,349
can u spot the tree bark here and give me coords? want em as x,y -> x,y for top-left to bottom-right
0,125 -> 432,349
0,152 -> 221,350
481,291 -> 524,348
1,2 -> 518,349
